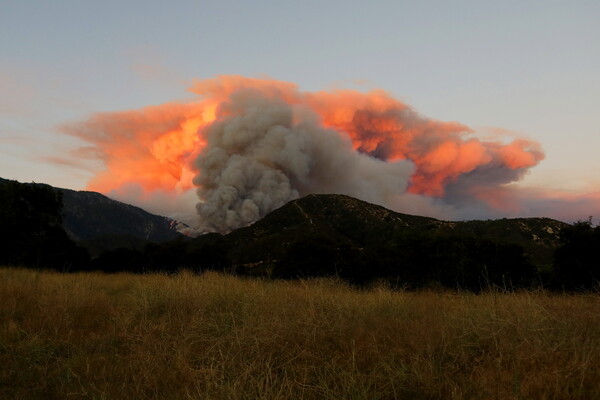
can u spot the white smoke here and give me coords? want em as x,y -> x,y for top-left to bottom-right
191,90 -> 414,234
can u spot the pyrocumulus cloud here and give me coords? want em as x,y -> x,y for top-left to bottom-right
63,75 -> 598,234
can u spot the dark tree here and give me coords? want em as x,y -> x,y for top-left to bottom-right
553,219 -> 600,290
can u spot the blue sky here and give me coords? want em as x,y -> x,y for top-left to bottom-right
1,0 -> 599,194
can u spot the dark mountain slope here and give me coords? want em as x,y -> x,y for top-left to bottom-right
0,178 -> 89,269
58,188 -> 181,243
203,194 -> 543,287
437,218 -> 567,269
221,194 -> 566,273
0,178 -> 183,257
220,195 -> 433,269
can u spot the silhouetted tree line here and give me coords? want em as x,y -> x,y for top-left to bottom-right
86,218 -> 600,291
1,178 -> 599,291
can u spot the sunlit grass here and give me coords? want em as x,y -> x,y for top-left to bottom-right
1,267 -> 599,399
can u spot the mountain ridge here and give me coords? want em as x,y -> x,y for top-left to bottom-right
0,177 -> 182,255
215,194 -> 567,278
58,186 -> 181,242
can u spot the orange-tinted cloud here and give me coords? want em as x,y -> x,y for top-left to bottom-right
303,88 -> 544,197
64,75 -> 550,224
63,102 -> 209,194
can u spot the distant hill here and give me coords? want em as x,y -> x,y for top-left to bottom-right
221,194 -> 567,271
162,194 -> 568,288
434,216 -> 566,270
0,177 -> 89,269
59,187 -> 181,242
0,178 -> 183,256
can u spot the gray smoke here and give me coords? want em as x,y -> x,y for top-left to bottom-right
192,90 -> 413,233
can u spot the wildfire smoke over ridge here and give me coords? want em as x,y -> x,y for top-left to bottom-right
63,76 -> 546,233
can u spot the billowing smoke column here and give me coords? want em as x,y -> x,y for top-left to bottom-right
63,76 -> 546,233
193,90 -> 412,232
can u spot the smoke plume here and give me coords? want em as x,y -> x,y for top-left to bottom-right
193,90 -> 412,232
63,75 -> 556,233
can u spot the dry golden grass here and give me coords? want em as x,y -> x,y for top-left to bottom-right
1,267 -> 599,400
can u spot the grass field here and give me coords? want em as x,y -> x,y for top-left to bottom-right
1,267 -> 599,399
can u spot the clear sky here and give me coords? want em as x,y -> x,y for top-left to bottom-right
1,0 -> 599,218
